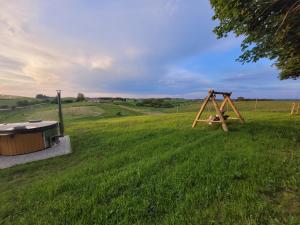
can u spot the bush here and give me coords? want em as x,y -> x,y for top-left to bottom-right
0,105 -> 9,109
51,98 -> 58,104
62,99 -> 74,104
36,94 -> 50,99
16,100 -> 30,107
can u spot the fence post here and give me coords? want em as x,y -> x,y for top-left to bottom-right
254,98 -> 258,112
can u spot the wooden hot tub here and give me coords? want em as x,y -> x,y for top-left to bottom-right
0,121 -> 59,156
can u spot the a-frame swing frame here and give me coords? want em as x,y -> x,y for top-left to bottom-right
192,90 -> 244,132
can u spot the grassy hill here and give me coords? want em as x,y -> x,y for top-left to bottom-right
0,95 -> 35,107
0,102 -> 300,224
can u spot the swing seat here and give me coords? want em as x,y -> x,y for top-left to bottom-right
208,114 -> 229,125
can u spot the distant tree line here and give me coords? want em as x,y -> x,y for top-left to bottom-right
236,97 -> 277,101
36,94 -> 50,99
136,99 -> 174,108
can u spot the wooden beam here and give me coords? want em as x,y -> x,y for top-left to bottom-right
208,120 -> 222,123
291,102 -> 296,115
212,91 -> 232,96
219,96 -> 228,112
226,96 -> 245,123
192,95 -> 210,128
211,96 -> 228,132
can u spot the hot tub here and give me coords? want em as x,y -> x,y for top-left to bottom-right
0,121 -> 60,156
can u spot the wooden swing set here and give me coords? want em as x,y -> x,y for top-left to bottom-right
290,102 -> 300,115
192,90 -> 244,132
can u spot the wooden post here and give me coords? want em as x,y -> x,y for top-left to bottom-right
192,95 -> 210,127
211,95 -> 228,132
291,103 -> 296,115
56,90 -> 64,136
226,96 -> 245,123
219,95 -> 228,112
254,98 -> 258,112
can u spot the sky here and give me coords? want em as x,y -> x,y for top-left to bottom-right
0,0 -> 299,99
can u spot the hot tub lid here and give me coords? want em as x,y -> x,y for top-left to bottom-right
0,121 -> 58,134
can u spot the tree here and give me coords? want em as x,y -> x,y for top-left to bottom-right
36,94 -> 49,99
210,0 -> 300,79
16,100 -> 30,107
76,93 -> 86,102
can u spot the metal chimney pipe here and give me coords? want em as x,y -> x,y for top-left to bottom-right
56,90 -> 64,136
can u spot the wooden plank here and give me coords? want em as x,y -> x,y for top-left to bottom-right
212,91 -> 231,96
0,132 -> 45,156
226,96 -> 245,123
208,120 -> 222,123
196,119 -> 222,123
211,96 -> 228,132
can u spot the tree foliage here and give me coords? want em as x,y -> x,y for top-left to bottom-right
136,99 -> 174,108
210,0 -> 300,79
36,94 -> 50,99
76,93 -> 86,102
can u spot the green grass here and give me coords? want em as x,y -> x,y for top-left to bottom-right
161,100 -> 297,113
0,97 -> 36,107
0,102 -> 143,123
0,108 -> 300,224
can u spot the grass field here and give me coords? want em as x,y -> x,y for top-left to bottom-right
0,95 -> 36,107
0,101 -> 300,224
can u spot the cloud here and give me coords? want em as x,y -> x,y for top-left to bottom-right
0,0 -> 295,98
0,0 -> 221,96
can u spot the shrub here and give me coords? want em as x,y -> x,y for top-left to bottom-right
62,99 -> 74,104
36,94 -> 50,99
0,105 -> 9,109
16,100 -> 30,107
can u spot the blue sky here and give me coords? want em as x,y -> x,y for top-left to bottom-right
0,0 -> 299,98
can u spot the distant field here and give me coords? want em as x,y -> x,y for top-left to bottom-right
0,102 -> 143,123
161,100 -> 297,113
0,100 -> 299,224
0,95 -> 27,99
0,100 -> 298,124
28,106 -> 104,121
0,97 -> 35,107
0,100 -> 297,124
